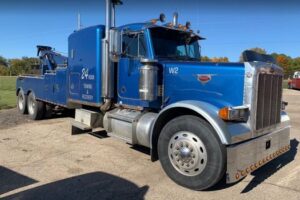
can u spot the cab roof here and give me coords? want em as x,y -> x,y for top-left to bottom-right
116,22 -> 205,40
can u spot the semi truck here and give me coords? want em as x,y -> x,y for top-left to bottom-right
16,0 -> 291,190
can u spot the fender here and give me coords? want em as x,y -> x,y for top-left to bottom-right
150,100 -> 231,149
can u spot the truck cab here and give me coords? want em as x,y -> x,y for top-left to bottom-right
16,0 -> 291,190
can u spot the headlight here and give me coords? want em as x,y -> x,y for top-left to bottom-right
218,106 -> 249,122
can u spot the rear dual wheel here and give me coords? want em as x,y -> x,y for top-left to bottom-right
27,92 -> 45,120
158,115 -> 226,190
17,90 -> 27,114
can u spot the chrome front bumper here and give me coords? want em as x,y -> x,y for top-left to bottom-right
226,126 -> 290,183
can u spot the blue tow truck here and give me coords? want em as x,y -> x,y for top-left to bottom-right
16,0 -> 291,190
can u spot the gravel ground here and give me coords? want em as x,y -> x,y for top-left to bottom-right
0,89 -> 299,200
0,109 -> 33,130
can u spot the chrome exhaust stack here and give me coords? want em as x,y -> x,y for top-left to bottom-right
102,0 -> 113,100
173,12 -> 178,27
101,0 -> 122,108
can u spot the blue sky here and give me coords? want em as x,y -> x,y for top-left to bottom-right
0,0 -> 299,61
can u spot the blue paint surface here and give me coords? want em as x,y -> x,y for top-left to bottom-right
17,23 -> 246,111
16,68 -> 68,106
162,61 -> 245,109
67,25 -> 105,105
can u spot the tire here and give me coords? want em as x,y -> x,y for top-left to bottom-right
27,92 -> 45,120
158,115 -> 226,190
17,90 -> 27,114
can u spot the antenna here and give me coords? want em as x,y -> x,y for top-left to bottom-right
77,12 -> 82,30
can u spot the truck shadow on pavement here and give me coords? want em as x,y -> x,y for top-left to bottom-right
208,139 -> 299,193
0,166 -> 38,195
2,172 -> 149,200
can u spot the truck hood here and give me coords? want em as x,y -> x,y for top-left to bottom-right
159,60 -> 246,109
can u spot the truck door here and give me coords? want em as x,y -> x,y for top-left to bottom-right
117,32 -> 147,106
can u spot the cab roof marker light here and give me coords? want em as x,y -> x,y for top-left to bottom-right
149,13 -> 166,25
186,21 -> 191,29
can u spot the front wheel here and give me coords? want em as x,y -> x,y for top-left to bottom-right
27,92 -> 45,120
158,115 -> 226,190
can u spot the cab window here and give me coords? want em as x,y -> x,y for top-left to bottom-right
122,33 -> 147,58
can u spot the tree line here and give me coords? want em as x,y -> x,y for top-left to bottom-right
0,56 -> 39,76
202,47 -> 300,78
0,47 -> 299,77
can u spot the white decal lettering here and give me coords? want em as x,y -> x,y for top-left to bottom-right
169,67 -> 179,75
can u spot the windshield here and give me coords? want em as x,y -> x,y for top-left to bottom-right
150,27 -> 201,61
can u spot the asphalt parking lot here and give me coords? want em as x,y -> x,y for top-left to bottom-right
0,89 -> 300,200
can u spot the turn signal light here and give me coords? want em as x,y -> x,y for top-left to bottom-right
218,107 -> 229,120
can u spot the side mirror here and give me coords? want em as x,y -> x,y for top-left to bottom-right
110,29 -> 122,62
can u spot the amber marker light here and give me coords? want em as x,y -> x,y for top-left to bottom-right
246,168 -> 251,173
241,171 -> 247,176
218,107 -> 229,120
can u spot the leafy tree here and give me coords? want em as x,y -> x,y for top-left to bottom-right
0,65 -> 9,75
248,47 -> 267,55
201,56 -> 211,62
239,47 -> 267,62
0,56 -> 7,67
9,59 -> 28,76
201,56 -> 229,62
210,57 -> 229,62
276,55 -> 291,75
6,57 -> 40,76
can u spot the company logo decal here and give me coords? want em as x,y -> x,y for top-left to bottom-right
197,74 -> 213,84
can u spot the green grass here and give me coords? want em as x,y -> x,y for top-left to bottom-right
0,76 -> 17,110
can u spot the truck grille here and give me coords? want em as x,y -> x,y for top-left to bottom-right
255,73 -> 283,130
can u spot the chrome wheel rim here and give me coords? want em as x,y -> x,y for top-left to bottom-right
168,131 -> 207,176
28,95 -> 35,115
18,94 -> 24,110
